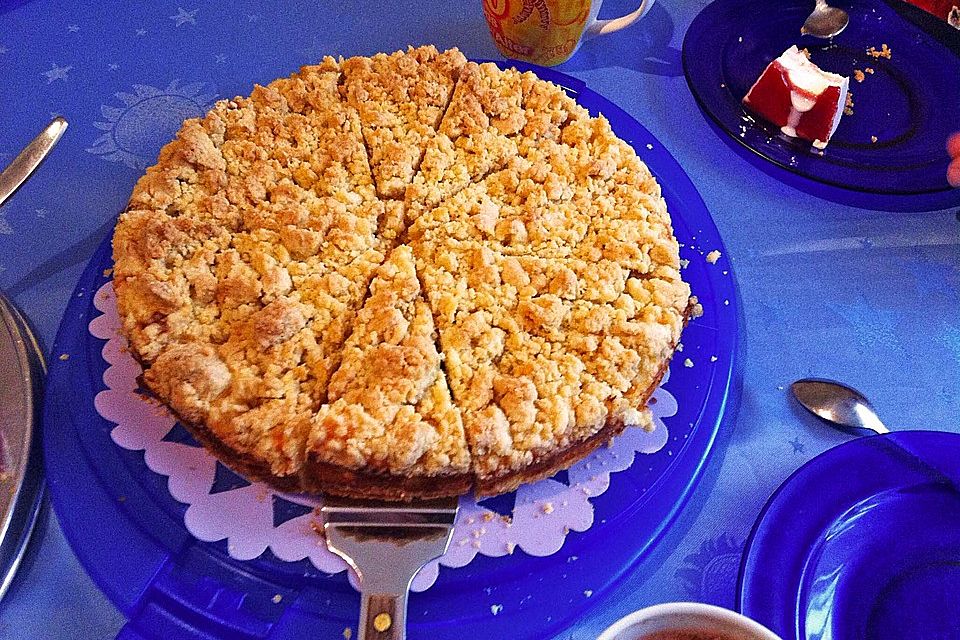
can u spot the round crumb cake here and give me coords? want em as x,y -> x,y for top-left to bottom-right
112,45 -> 695,500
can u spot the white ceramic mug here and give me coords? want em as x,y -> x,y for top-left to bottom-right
597,602 -> 782,640
482,0 -> 656,66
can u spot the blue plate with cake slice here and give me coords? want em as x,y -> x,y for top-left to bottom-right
683,0 -> 960,198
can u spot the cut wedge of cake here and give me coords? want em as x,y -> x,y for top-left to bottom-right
341,46 -> 467,204
742,45 -> 849,149
303,245 -> 471,499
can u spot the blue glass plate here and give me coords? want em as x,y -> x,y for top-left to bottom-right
739,431 -> 960,640
683,0 -> 960,196
43,63 -> 742,640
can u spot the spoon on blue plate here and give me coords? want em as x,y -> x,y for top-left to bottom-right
791,378 -> 889,435
801,0 -> 849,38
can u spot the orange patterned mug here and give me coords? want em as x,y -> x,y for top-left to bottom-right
482,0 -> 655,66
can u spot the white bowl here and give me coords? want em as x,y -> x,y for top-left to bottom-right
597,602 -> 782,640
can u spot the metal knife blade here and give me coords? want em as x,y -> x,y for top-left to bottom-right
0,117 -> 68,208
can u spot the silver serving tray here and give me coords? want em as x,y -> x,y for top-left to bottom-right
0,293 -> 45,600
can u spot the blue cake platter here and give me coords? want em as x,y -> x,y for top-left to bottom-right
43,63 -> 741,640
739,431 -> 960,640
683,0 -> 960,209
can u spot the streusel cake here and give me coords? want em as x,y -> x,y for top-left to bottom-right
112,45 -> 694,499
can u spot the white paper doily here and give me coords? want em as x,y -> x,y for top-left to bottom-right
90,281 -> 676,591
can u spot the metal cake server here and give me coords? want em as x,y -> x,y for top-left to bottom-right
320,497 -> 459,640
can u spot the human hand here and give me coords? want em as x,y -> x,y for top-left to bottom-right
949,132 -> 960,188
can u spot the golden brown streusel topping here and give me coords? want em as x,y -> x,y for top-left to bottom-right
115,56 -> 386,478
413,238 -> 688,475
341,46 -> 466,202
308,246 -> 469,476
113,47 -> 691,493
405,62 -> 527,222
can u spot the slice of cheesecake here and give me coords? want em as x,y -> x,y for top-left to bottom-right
743,45 -> 849,149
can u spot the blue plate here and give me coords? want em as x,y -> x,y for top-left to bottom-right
739,431 -> 960,639
43,64 -> 742,640
683,0 -> 960,196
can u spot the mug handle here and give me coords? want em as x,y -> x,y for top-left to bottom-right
584,0 -> 655,38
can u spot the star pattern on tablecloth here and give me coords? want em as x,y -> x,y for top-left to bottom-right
35,209 -> 47,219
789,436 -> 804,454
170,7 -> 198,27
136,28 -> 147,36
42,63 -> 72,83
248,14 -> 260,22
108,63 -> 119,71
0,45 -> 7,54
67,24 -> 79,32
214,54 -> 226,64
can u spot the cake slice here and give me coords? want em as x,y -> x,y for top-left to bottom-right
303,245 -> 471,499
405,62 -> 592,227
340,46 -> 467,203
414,238 -> 689,492
410,115 -> 677,275
742,45 -> 849,149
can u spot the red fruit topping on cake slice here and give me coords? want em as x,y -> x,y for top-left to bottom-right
743,46 -> 849,149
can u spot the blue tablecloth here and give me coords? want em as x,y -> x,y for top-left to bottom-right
1,0 -> 958,637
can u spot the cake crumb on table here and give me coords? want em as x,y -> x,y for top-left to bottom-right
491,604 -> 503,616
272,594 -> 282,604
542,502 -> 554,514
684,358 -> 694,368
59,353 -> 69,361
844,91 -> 855,116
866,44 -> 891,59
853,69 -> 865,82
865,67 -> 875,74
343,627 -> 352,640
871,136 -> 878,143
705,250 -> 721,264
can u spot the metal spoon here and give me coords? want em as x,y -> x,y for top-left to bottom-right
791,378 -> 889,434
800,0 -> 850,38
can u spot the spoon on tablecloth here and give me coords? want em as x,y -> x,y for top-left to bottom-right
801,0 -> 850,38
791,378 -> 889,435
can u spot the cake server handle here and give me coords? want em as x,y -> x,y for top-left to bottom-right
0,117 -> 68,208
359,589 -> 408,640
